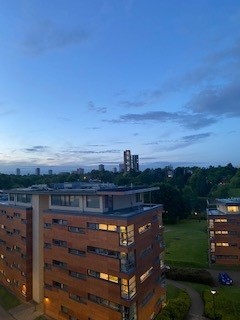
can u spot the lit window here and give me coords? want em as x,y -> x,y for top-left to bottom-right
216,243 -> 229,247
215,231 -> 228,235
215,219 -> 227,222
140,267 -> 153,283
138,223 -> 151,234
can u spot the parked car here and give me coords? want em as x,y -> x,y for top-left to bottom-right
218,272 -> 233,285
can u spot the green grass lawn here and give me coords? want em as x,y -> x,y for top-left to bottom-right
166,284 -> 180,300
0,285 -> 20,310
164,219 -> 208,268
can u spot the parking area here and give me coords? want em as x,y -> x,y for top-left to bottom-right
208,269 -> 240,287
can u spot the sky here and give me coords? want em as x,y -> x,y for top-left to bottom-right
0,0 -> 240,174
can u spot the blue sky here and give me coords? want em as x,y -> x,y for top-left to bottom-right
0,0 -> 240,173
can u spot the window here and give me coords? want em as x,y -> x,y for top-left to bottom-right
142,290 -> 154,307
120,252 -> 135,273
211,243 -> 215,252
215,231 -> 228,235
44,242 -> 52,249
44,263 -> 52,270
86,195 -> 100,208
209,231 -> 214,239
121,276 -> 136,299
140,267 -> 153,283
52,219 -> 67,225
141,245 -> 153,258
121,303 -> 137,320
9,194 -> 14,201
119,225 -> 134,246
69,270 -> 86,280
52,239 -> 67,247
138,223 -> 151,234
88,270 -> 118,283
216,243 -> 229,247
87,223 -> 117,232
52,260 -> 67,269
44,223 -> 52,228
215,219 -> 227,223
68,248 -> 85,256
13,212 -> 21,218
68,226 -> 85,233
88,294 -> 121,312
136,193 -> 141,202
51,195 -> 79,207
53,281 -> 67,291
87,246 -> 118,258
69,293 -> 86,304
227,205 -> 239,212
60,305 -> 69,314
209,219 -> 214,228
16,194 -> 31,203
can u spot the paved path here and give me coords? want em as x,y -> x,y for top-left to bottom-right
0,302 -> 43,320
166,279 -> 210,320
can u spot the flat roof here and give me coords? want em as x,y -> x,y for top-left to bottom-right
216,198 -> 240,205
6,186 -> 159,196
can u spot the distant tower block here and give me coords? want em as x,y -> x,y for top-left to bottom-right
16,168 -> 21,176
35,168 -> 40,175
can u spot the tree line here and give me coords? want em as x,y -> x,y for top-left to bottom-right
0,163 -> 239,224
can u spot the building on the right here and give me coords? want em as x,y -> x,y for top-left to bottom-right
207,198 -> 240,266
123,150 -> 139,173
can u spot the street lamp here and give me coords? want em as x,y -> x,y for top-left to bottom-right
211,289 -> 217,319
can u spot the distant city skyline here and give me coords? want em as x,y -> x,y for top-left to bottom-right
0,1 -> 240,170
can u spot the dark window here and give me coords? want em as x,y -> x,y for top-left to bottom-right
86,196 -> 100,208
69,270 -> 86,280
52,239 -> 67,247
52,219 -> 67,225
53,281 -> 67,291
44,223 -> 52,228
52,260 -> 67,269
68,226 -> 85,233
88,294 -> 121,311
51,195 -> 79,207
69,293 -> 86,304
44,243 -> 52,249
68,248 -> 85,256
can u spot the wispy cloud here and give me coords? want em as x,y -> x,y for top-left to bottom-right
166,133 -> 212,150
104,111 -> 217,130
24,146 -> 49,152
119,89 -> 162,108
22,21 -> 89,55
186,82 -> 240,117
87,101 -> 107,114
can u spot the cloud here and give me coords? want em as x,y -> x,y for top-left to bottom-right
119,89 -> 162,108
57,116 -> 71,122
62,149 -> 120,154
186,82 -> 240,117
87,101 -> 107,114
166,132 -> 212,150
22,21 -> 89,55
24,146 -> 49,152
104,110 -> 217,129
85,126 -> 101,130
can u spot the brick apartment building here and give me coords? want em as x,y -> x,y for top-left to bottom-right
0,183 -> 166,320
207,198 -> 240,266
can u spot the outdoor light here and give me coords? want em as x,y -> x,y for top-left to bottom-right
211,289 -> 217,319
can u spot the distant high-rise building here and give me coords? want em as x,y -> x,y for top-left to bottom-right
48,169 -> 53,175
113,167 -> 117,173
77,168 -> 84,175
132,155 -> 139,172
16,168 -> 21,176
99,164 -> 105,171
35,168 -> 40,175
119,163 -> 124,173
124,150 -> 131,173
123,150 -> 139,173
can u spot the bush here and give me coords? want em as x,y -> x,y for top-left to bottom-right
166,266 -> 215,286
155,290 -> 190,320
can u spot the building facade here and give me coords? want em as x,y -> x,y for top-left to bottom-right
123,150 -> 139,173
0,184 -> 166,320
207,198 -> 240,266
